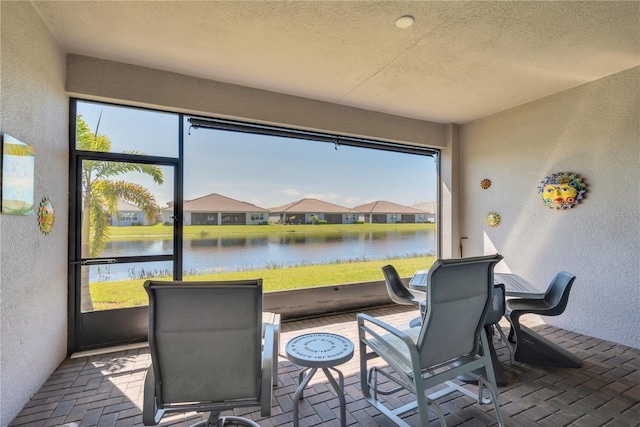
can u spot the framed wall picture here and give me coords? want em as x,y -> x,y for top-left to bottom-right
1,133 -> 35,215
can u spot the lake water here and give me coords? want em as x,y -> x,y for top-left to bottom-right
94,229 -> 436,281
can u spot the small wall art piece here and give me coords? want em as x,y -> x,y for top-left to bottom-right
485,212 -> 501,227
480,178 -> 492,189
37,197 -> 55,235
1,133 -> 35,215
538,172 -> 587,210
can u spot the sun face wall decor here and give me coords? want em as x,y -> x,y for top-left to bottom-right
538,172 -> 587,210
480,179 -> 492,189
37,197 -> 55,234
485,212 -> 501,227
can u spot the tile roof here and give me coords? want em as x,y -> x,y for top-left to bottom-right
175,193 -> 269,212
269,198 -> 357,213
353,200 -> 429,214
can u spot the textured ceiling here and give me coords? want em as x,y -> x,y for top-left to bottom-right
33,1 -> 639,124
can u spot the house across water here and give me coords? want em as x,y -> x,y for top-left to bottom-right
161,193 -> 270,225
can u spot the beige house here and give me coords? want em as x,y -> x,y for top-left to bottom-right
162,193 -> 269,226
111,199 -> 153,226
412,201 -> 436,222
269,198 -> 359,224
354,200 -> 433,224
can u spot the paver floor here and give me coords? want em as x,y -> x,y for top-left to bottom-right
9,305 -> 640,426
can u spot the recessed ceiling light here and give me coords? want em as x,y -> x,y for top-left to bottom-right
395,15 -> 415,29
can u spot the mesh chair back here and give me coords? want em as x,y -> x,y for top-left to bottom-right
485,283 -> 506,326
382,264 -> 415,305
417,254 -> 503,368
145,280 -> 263,406
543,271 -> 576,315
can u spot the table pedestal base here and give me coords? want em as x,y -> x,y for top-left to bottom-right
293,366 -> 346,427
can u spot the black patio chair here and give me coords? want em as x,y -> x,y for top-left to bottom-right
505,271 -> 581,367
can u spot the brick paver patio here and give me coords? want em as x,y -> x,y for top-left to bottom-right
9,305 -> 640,426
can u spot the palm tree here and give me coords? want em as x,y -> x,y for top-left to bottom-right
77,114 -> 164,311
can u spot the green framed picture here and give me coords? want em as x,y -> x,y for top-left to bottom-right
1,133 -> 35,215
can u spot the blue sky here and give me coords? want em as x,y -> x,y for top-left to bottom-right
77,101 -> 437,209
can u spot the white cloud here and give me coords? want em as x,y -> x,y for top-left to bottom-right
343,197 -> 362,205
280,188 -> 301,196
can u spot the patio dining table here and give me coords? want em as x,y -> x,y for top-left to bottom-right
409,270 -> 546,299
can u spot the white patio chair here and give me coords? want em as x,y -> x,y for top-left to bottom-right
143,279 -> 275,427
358,254 -> 505,426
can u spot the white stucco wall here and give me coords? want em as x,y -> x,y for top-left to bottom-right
460,67 -> 640,349
0,2 -> 69,425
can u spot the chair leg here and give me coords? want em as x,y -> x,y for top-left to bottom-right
425,398 -> 446,426
202,412 -> 261,427
218,416 -> 261,427
494,322 -> 515,365
479,330 -> 506,427
505,311 -> 520,344
143,367 -> 165,426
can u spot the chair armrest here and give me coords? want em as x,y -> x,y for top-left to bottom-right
357,313 -> 420,375
142,365 -> 161,426
263,312 -> 281,387
260,322 -> 275,417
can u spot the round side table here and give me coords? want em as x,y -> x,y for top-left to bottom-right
285,332 -> 354,427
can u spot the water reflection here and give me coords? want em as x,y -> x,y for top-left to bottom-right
97,229 -> 435,281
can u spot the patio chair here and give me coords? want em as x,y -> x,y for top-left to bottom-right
382,264 -> 427,328
143,279 -> 275,427
358,254 -> 505,427
486,283 -> 514,367
505,271 -> 581,367
458,283 -> 510,386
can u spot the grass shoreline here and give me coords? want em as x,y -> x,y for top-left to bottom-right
90,255 -> 436,310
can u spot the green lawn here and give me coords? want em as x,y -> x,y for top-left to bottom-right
89,255 -> 435,310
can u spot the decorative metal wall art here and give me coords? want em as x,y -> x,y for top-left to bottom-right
538,172 -> 587,209
480,178 -> 492,189
37,197 -> 55,235
485,212 -> 501,227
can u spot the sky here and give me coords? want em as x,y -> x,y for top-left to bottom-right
77,101 -> 437,209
